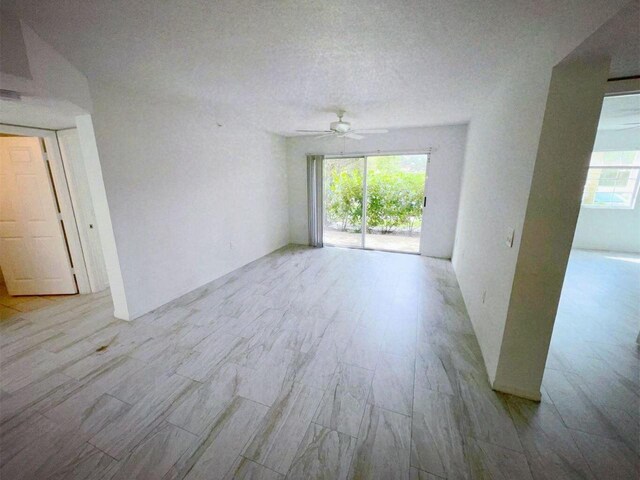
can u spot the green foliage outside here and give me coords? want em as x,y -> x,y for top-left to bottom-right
324,156 -> 426,234
325,168 -> 364,231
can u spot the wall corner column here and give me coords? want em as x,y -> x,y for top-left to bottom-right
492,57 -> 611,398
75,114 -> 130,320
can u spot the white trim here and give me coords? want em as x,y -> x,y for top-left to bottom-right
361,156 -> 368,249
75,115 -> 130,320
322,147 -> 434,159
0,125 -> 56,137
324,244 -> 421,256
57,128 -> 110,292
491,380 -> 542,402
0,123 -> 91,294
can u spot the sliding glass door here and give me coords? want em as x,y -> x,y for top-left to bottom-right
364,155 -> 428,252
322,154 -> 428,253
323,157 -> 365,248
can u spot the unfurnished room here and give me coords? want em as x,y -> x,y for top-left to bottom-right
0,1 -> 638,479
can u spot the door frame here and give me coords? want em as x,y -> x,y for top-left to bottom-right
320,150 -> 432,255
361,156 -> 368,248
0,124 -> 91,294
56,128 -> 110,293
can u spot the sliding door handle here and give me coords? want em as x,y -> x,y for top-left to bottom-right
423,196 -> 427,207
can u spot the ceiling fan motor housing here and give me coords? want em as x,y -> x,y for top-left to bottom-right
330,120 -> 351,133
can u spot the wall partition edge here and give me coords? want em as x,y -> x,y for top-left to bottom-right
307,154 -> 324,247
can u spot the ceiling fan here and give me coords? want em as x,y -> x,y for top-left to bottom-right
295,111 -> 388,140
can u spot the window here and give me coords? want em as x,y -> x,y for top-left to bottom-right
582,151 -> 640,208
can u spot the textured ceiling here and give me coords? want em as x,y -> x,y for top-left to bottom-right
562,0 -> 640,80
7,0 -> 634,135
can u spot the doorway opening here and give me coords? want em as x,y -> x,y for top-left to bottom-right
0,134 -> 78,299
322,154 -> 429,253
0,126 -> 109,314
543,89 -> 639,462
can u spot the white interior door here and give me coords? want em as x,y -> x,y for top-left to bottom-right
0,136 -> 77,295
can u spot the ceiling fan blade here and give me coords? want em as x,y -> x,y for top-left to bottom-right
296,129 -> 333,133
315,133 -> 337,139
352,129 -> 388,134
343,132 -> 365,140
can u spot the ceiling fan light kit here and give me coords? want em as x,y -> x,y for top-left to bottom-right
330,112 -> 351,133
296,110 -> 389,140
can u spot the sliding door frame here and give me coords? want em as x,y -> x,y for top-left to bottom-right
319,155 -> 366,249
316,149 -> 432,254
361,156 -> 368,249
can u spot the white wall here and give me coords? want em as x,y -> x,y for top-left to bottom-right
453,57 -> 610,397
89,82 -> 289,319
451,0 -> 629,398
495,59 -> 610,399
451,58 -> 552,386
0,17 -> 91,128
573,206 -> 640,253
286,125 -> 468,258
572,128 -> 640,253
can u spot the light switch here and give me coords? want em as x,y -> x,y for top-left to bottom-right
506,228 -> 515,248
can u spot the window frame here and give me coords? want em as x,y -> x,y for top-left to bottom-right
581,160 -> 640,210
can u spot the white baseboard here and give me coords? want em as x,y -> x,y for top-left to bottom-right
491,380 -> 542,402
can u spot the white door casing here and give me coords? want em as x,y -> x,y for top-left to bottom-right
0,136 -> 77,295
57,129 -> 109,292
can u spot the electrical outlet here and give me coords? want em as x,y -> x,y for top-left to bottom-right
505,228 -> 515,248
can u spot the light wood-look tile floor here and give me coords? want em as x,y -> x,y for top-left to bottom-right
0,282 -> 71,315
0,246 -> 637,479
